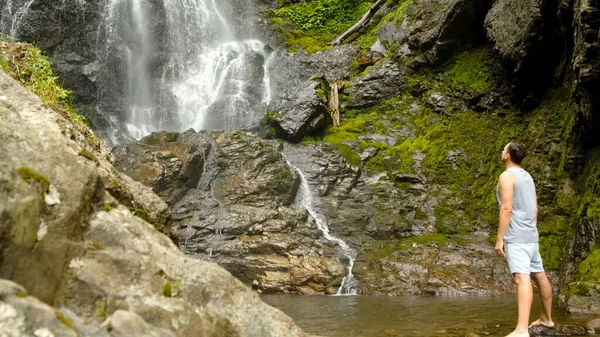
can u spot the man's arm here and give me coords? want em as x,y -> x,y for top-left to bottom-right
495,171 -> 515,258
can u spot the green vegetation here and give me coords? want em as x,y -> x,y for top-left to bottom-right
311,75 -> 330,103
55,311 -> 74,329
165,132 -> 180,142
17,167 -> 50,192
272,167 -> 294,193
162,281 -> 172,297
103,204 -> 112,212
133,208 -> 165,232
269,0 -> 411,53
0,41 -> 86,124
444,47 -> 491,92
78,147 -> 97,162
308,45 -> 578,264
0,40 -> 103,153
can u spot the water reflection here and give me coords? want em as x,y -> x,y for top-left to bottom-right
262,295 -> 589,337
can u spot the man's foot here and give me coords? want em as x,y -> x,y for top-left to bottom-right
528,318 -> 555,328
505,331 -> 529,337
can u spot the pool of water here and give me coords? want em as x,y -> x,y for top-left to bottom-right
262,295 -> 590,337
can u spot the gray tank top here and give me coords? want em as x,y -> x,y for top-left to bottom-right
496,167 -> 538,243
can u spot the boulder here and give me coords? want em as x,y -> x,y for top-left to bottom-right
345,61 -> 407,109
267,79 -> 330,142
379,0 -> 492,65
0,70 -> 307,336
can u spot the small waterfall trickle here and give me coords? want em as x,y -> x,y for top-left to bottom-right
284,157 -> 358,295
1,0 -> 36,38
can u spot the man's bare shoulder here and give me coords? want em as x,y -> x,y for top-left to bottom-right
498,171 -> 516,186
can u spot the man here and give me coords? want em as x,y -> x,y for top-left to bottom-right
495,141 -> 555,337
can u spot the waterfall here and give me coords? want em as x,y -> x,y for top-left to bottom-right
95,0 -> 272,146
285,158 -> 359,295
1,0 -> 36,38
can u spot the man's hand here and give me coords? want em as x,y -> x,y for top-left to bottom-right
495,240 -> 506,259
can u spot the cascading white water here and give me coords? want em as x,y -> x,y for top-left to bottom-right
285,159 -> 359,295
95,0 -> 272,145
162,0 -> 271,132
98,0 -> 159,142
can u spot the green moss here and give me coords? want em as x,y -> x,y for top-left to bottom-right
133,208 -> 152,222
15,291 -> 27,298
272,167 -> 294,193
94,302 -> 106,318
162,281 -> 172,297
310,75 -> 330,103
103,204 -> 112,212
403,233 -> 448,245
55,311 -> 74,329
78,148 -> 96,162
336,143 -> 361,166
444,47 -> 491,92
133,208 -> 166,232
271,17 -> 284,26
165,132 -> 179,142
17,167 -> 50,192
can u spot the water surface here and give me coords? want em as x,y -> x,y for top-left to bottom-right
263,295 -> 589,337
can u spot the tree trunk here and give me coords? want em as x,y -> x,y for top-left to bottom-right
329,0 -> 387,46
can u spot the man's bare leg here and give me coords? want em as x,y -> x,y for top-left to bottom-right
506,273 -> 533,337
529,272 -> 555,328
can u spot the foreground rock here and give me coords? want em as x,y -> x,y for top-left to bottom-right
0,70 -> 307,336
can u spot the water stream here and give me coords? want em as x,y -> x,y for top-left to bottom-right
285,156 -> 358,295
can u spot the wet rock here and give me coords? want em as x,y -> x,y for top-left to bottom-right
426,92 -> 453,116
267,79 -> 330,142
114,131 -> 214,205
573,0 -> 600,128
300,44 -> 362,82
115,131 -> 349,294
484,0 -> 565,102
529,325 -> 587,336
346,61 -> 407,109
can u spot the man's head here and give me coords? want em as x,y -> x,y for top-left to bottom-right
502,140 -> 527,165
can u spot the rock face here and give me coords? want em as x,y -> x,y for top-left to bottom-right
573,0 -> 600,131
484,0 -> 565,102
378,0 -> 492,65
0,279 -> 111,337
1,0 -> 103,111
345,61 -> 407,109
115,128 -> 518,296
0,70 -> 307,336
114,130 -> 350,294
264,45 -> 362,142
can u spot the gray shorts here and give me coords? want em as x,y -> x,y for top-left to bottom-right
505,242 -> 544,274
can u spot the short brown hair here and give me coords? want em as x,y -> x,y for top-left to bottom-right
507,140 -> 527,164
